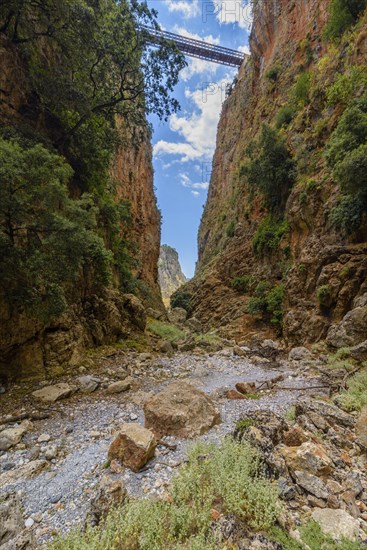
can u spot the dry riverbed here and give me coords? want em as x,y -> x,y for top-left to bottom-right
0,345 -> 364,547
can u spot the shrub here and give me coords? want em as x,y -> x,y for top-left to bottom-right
338,368 -> 367,411
330,195 -> 365,234
252,216 -> 288,256
326,66 -> 367,106
170,289 -> 192,312
316,285 -> 333,307
246,282 -> 285,330
325,0 -> 367,39
226,220 -> 236,237
230,275 -> 255,293
242,125 -> 295,211
293,72 -> 311,106
50,438 -> 281,549
266,65 -> 281,82
275,105 -> 295,129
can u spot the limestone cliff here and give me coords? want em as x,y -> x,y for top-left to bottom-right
158,245 -> 188,306
187,0 -> 367,346
0,33 -> 163,381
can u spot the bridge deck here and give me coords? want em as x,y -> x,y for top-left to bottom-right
141,26 -> 246,68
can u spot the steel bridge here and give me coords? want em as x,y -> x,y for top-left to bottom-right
141,26 -> 246,68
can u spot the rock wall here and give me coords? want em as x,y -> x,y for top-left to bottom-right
0,34 -> 163,381
187,0 -> 367,346
158,245 -> 187,306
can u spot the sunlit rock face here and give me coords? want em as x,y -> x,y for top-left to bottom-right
158,245 -> 188,307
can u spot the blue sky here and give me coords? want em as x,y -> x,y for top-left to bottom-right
146,1 -> 252,277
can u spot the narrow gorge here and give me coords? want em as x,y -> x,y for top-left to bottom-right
0,1 -> 367,549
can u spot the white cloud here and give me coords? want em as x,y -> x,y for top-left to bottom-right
153,76 -> 235,164
191,191 -> 200,197
179,173 -> 209,191
163,0 -> 200,18
213,0 -> 253,30
238,44 -> 251,55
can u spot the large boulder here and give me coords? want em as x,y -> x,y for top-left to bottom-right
77,375 -> 100,394
144,382 -> 220,438
312,508 -> 359,540
122,294 -> 146,331
327,296 -> 367,348
108,423 -> 156,472
31,382 -> 73,403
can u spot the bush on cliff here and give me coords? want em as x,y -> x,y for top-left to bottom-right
242,125 -> 295,212
325,0 -> 367,39
246,282 -> 285,331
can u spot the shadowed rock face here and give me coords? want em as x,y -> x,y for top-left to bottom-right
158,245 -> 187,306
182,0 -> 367,346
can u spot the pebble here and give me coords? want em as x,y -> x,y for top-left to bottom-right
38,434 -> 51,443
25,517 -> 34,528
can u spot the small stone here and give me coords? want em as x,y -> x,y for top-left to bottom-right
0,420 -> 32,451
31,383 -> 73,403
44,446 -> 58,460
25,517 -> 34,528
233,346 -> 247,357
294,470 -> 329,500
109,459 -> 123,474
283,426 -> 309,447
77,375 -> 100,394
50,494 -> 61,504
106,378 -> 132,394
37,433 -> 51,443
130,413 -> 138,421
235,382 -> 256,394
227,389 -> 245,400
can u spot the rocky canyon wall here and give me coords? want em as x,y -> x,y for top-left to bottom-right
187,0 -> 367,347
158,245 -> 188,306
0,33 -> 163,381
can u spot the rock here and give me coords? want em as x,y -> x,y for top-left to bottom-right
355,406 -> 367,449
24,517 -> 34,528
31,382 -> 73,403
0,421 -> 32,451
349,340 -> 367,361
0,493 -> 34,549
280,441 -> 333,476
185,317 -> 202,333
311,508 -> 360,540
76,375 -> 100,393
106,377 -> 132,394
227,389 -> 245,400
109,459 -> 123,474
282,426 -> 309,447
233,345 -> 247,357
344,472 -> 363,497
122,293 -> 146,331
86,475 -> 126,527
235,382 -> 256,394
44,446 -> 58,460
37,433 -> 50,443
146,307 -> 164,320
294,471 -> 329,499
168,307 -> 187,325
295,400 -> 354,429
327,298 -> 367,347
144,381 -> 220,438
159,340 -> 174,354
288,347 -> 312,361
0,460 -> 47,486
108,423 -> 156,472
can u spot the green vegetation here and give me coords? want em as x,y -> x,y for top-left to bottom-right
270,521 -> 363,550
293,72 -> 311,106
242,125 -> 295,211
266,65 -> 281,82
285,405 -> 296,422
50,438 -> 280,549
316,285 -> 333,308
226,220 -> 236,237
0,0 -> 184,323
326,94 -> 367,233
246,282 -> 285,331
230,275 -> 256,293
252,216 -> 288,256
170,289 -> 192,312
0,138 -> 112,321
235,418 -> 254,431
146,319 -> 186,343
339,368 -> 367,412
275,105 -> 295,129
326,66 -> 367,106
325,0 -> 367,39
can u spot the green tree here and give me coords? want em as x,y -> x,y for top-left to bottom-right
242,125 -> 295,211
0,138 -> 112,321
325,0 -> 367,39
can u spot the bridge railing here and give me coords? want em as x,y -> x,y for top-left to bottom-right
140,25 -> 247,68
